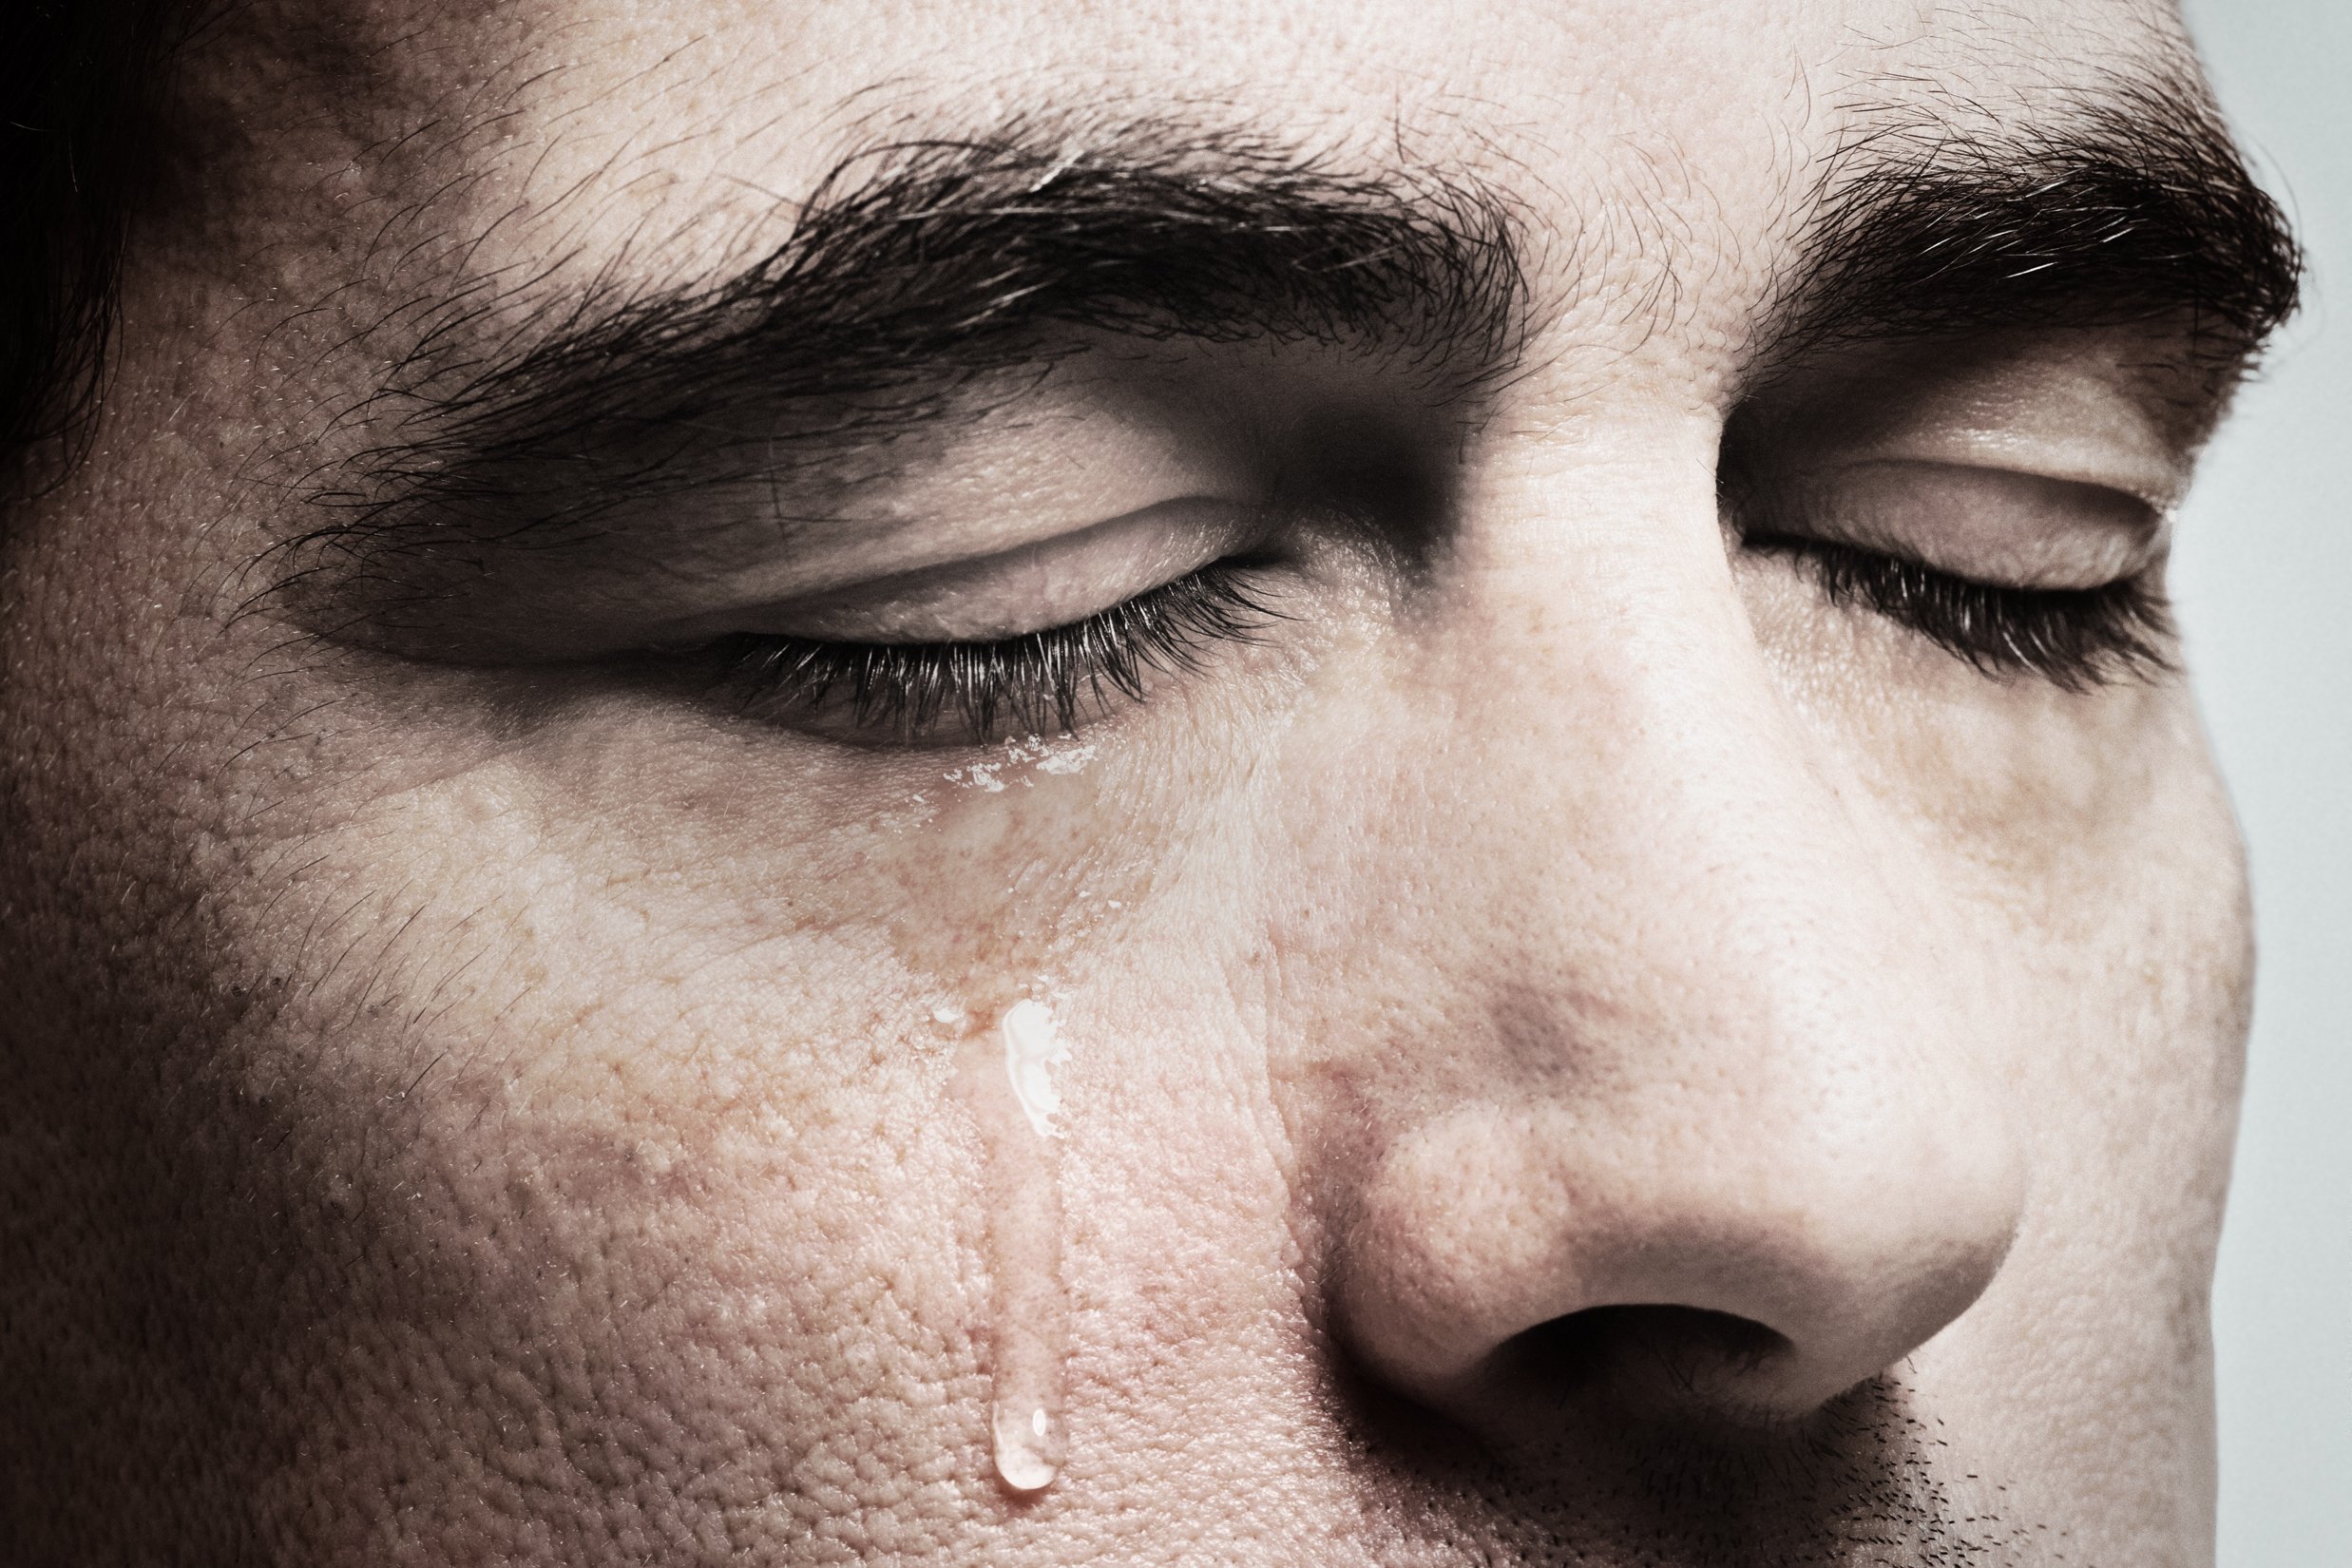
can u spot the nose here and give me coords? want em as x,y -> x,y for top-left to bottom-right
1336,1066 -> 2023,1427
1310,472 -> 2027,1438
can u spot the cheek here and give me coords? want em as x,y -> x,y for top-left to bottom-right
1756,557 -> 2253,1190
1902,760 -> 2249,1550
168,737 -> 1004,1539
268,692 -> 1183,1091
1760,592 -> 2253,1539
145,673 -> 1310,1539
1742,555 -> 2240,938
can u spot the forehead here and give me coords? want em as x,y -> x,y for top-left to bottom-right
350,0 -> 2189,138
207,0 -> 2202,357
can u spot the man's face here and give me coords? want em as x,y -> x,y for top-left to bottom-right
0,0 -> 2293,1562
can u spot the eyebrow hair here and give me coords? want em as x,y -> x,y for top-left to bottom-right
299,124 -> 1524,567
284,80 -> 2297,643
1770,74 -> 2301,366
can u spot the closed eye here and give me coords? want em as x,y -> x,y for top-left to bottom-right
1743,535 -> 2172,690
674,560 -> 1284,745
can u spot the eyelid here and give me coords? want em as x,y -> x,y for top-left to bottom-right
1788,460 -> 2162,590
647,497 -> 1272,646
1746,534 -> 2174,690
1842,409 -> 2185,513
1743,329 -> 2208,513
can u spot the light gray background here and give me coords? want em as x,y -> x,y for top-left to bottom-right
2173,4 -> 2351,1563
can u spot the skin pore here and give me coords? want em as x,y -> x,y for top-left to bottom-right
0,0 -> 2294,1563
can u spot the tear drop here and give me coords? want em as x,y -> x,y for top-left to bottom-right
990,1397 -> 1064,1493
962,999 -> 1073,1495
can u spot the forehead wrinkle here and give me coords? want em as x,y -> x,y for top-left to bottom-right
244,24 -> 1629,394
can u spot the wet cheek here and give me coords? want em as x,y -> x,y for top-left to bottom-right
176,702 -> 1215,1532
329,701 -> 1183,1080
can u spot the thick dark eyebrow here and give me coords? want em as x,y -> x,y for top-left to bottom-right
296,125 -> 1523,589
281,81 -> 2297,650
1768,74 -> 2301,368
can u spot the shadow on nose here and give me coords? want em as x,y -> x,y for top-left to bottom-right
1500,1304 -> 1793,1414
1330,1086 -> 2024,1450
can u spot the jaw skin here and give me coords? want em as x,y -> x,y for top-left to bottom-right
0,0 -> 2267,1562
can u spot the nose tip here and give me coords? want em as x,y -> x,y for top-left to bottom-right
1334,1086 -> 2025,1433
1301,499 -> 2033,1446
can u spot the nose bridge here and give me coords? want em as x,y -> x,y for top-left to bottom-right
1320,454 -> 2027,1430
1437,486 -> 1968,1190
1437,469 -> 1896,1076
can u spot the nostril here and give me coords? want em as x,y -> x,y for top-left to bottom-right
1332,1091 -> 2026,1449
1492,1305 -> 1795,1417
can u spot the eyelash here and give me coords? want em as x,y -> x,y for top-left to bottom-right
687,533 -> 2162,746
704,563 -> 1281,742
1746,535 -> 2174,690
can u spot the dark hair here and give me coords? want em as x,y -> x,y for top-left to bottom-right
1,0 -> 190,497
